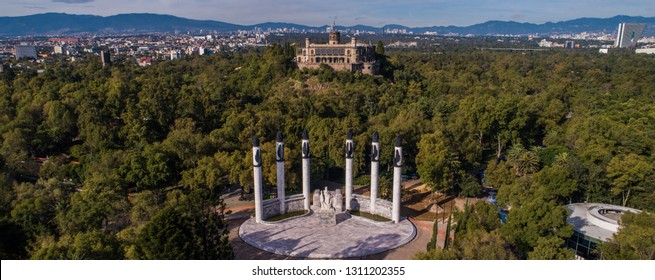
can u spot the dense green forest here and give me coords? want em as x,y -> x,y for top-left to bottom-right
1,44 -> 654,259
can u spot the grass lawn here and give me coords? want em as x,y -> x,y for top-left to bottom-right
349,210 -> 391,222
264,210 -> 308,222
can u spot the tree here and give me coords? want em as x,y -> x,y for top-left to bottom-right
58,183 -> 129,234
38,156 -> 66,180
31,230 -> 123,260
1,129 -> 30,171
10,180 -> 65,239
215,151 -> 251,196
121,144 -> 177,190
42,101 -> 76,144
416,130 -> 460,193
426,217 -> 439,251
134,189 -> 232,259
598,211 -> 655,260
469,201 -> 503,233
499,197 -> 572,257
533,165 -> 578,203
0,218 -> 28,259
162,118 -> 208,169
180,155 -> 225,190
507,144 -> 540,177
606,153 -> 653,207
459,174 -> 481,198
528,236 -> 574,260
416,230 -> 517,260
484,159 -> 514,189
376,40 -> 385,56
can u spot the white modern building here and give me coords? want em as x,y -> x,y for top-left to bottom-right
636,48 -> 655,54
565,203 -> 641,259
614,23 -> 646,48
54,44 -> 67,55
170,49 -> 184,60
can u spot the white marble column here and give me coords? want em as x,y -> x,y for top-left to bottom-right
275,131 -> 286,214
302,129 -> 311,210
370,132 -> 380,212
345,129 -> 354,211
252,135 -> 263,223
392,136 -> 402,223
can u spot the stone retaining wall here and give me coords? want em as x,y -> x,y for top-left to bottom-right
350,194 -> 393,219
262,194 -> 306,220
285,194 -> 306,213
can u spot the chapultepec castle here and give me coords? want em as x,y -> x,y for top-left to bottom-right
295,24 -> 380,75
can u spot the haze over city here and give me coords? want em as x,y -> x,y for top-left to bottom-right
5,0 -> 655,27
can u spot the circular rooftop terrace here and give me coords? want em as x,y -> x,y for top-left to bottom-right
566,203 -> 641,241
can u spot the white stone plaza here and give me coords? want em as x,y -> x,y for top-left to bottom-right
238,213 -> 416,258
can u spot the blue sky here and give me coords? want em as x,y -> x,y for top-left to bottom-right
5,0 -> 655,27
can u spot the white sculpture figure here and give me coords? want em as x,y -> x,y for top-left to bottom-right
320,187 -> 334,211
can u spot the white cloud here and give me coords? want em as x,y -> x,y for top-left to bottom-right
52,0 -> 94,3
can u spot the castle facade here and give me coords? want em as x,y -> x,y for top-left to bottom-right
295,28 -> 379,75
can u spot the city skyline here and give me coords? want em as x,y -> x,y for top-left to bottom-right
5,0 -> 655,27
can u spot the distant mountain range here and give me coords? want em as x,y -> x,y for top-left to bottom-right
0,13 -> 653,37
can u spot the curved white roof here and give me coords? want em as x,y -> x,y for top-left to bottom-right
566,203 -> 641,241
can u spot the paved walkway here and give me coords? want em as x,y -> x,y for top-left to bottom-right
238,213 -> 416,259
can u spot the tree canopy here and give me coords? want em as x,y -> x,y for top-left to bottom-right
2,43 -> 655,259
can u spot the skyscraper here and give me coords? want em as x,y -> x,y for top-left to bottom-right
614,23 -> 646,48
101,50 -> 111,67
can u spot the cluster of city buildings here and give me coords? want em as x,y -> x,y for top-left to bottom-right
0,32 -> 269,66
1,22 -> 653,75
538,23 -> 655,53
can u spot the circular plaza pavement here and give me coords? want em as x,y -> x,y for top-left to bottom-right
238,212 -> 416,259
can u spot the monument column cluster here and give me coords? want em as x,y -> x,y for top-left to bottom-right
392,136 -> 403,223
251,130 -> 402,224
275,131 -> 286,214
252,135 -> 263,223
370,132 -> 380,212
345,129 -> 354,210
302,129 -> 311,211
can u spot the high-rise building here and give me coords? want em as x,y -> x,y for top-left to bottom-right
565,40 -> 575,49
170,49 -> 184,60
101,50 -> 111,67
15,45 -> 37,59
614,23 -> 646,48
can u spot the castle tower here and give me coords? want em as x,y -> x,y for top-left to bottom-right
328,22 -> 340,45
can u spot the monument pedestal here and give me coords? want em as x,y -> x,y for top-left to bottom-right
318,209 -> 337,226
